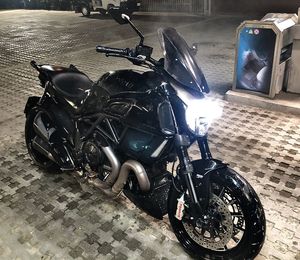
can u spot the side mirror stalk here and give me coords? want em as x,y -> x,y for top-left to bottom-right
122,14 -> 144,46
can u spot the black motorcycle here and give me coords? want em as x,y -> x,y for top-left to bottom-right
24,8 -> 265,259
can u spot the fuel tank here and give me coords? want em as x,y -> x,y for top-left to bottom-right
85,70 -> 176,164
84,70 -> 162,112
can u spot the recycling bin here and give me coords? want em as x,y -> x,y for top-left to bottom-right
287,8 -> 300,94
233,13 -> 298,98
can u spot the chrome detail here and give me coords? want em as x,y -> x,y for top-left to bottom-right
32,137 -> 55,162
112,160 -> 150,194
151,140 -> 168,158
77,161 -> 149,198
74,145 -> 150,197
87,178 -> 114,197
101,146 -> 121,186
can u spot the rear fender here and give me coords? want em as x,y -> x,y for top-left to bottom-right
31,108 -> 75,170
24,96 -> 40,116
25,95 -> 75,145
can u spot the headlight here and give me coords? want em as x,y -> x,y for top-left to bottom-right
185,99 -> 223,136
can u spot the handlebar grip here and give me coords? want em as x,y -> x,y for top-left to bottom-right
30,60 -> 38,69
30,60 -> 40,71
96,45 -> 128,55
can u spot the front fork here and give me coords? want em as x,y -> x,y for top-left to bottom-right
176,135 -> 212,214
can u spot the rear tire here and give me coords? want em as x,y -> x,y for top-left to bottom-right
25,107 -> 60,173
168,168 -> 266,259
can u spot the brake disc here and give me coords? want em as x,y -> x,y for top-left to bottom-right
183,194 -> 233,250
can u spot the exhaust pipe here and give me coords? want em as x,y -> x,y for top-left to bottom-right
33,111 -> 55,142
87,159 -> 150,197
87,178 -> 115,197
32,136 -> 56,162
73,145 -> 149,197
32,135 -> 75,170
112,160 -> 150,194
100,146 -> 121,186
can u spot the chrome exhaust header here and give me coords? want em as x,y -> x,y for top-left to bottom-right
32,136 -> 56,162
74,146 -> 150,197
88,160 -> 150,197
112,160 -> 150,194
84,146 -> 150,197
100,146 -> 120,186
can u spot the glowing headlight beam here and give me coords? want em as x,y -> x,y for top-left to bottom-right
185,99 -> 223,137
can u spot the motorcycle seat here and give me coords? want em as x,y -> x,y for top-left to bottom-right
51,72 -> 93,101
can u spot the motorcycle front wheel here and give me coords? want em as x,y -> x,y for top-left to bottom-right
168,167 -> 266,260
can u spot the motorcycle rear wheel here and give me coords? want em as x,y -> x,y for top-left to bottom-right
168,167 -> 266,260
25,107 -> 60,172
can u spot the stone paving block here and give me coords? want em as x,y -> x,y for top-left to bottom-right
97,242 -> 114,255
112,252 -> 127,260
141,248 -> 157,259
125,238 -> 142,251
112,229 -> 127,242
69,245 -> 84,259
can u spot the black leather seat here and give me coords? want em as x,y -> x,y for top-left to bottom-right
49,72 -> 93,114
52,72 -> 93,100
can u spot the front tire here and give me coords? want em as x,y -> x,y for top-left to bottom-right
168,167 -> 266,259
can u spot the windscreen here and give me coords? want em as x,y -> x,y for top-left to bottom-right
158,27 -> 209,93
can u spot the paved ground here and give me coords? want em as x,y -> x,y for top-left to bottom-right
0,9 -> 299,260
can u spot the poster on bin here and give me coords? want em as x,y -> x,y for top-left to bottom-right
236,27 -> 276,95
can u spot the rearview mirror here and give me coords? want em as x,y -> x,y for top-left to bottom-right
109,7 -> 144,46
109,7 -> 129,24
121,14 -> 131,22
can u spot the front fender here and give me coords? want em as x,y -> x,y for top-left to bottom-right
171,159 -> 228,209
191,159 -> 227,177
191,159 -> 228,208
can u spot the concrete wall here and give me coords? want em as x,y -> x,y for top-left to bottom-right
211,0 -> 300,15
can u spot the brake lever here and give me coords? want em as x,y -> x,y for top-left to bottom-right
106,53 -> 146,64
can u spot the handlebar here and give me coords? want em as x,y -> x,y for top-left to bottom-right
96,45 -> 129,56
30,60 -> 40,71
96,44 -> 161,69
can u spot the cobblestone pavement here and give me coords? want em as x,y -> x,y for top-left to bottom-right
0,10 -> 299,260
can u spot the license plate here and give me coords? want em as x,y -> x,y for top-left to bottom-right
137,3 -> 141,6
